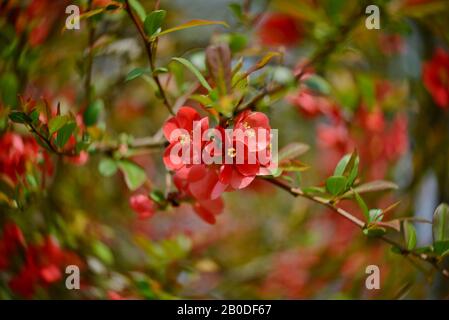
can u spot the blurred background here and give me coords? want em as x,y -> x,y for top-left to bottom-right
1,0 -> 449,299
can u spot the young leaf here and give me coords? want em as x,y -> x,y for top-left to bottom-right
279,159 -> 309,172
303,74 -> 331,95
117,160 -> 147,191
144,10 -> 167,37
404,222 -> 417,250
171,57 -> 212,91
206,44 -> 232,96
352,180 -> 398,194
125,67 -> 151,82
334,151 -> 358,187
48,115 -> 69,135
98,158 -> 118,177
354,190 -> 369,221
363,227 -> 387,237
157,19 -> 229,37
84,99 -> 104,127
278,143 -> 310,161
433,240 -> 449,256
55,121 -> 76,149
9,111 -> 32,124
432,203 -> 449,243
326,175 -> 347,196
128,0 -> 146,21
369,209 -> 383,223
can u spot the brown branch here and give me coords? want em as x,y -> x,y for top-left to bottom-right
124,0 -> 174,115
263,177 -> 449,279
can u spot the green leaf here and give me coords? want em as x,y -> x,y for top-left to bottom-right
98,158 -> 118,177
404,222 -> 417,250
0,72 -> 19,107
128,0 -> 146,21
92,240 -> 114,265
9,111 -> 32,124
48,115 -> 69,135
83,99 -> 104,126
433,240 -> 449,256
357,74 -> 375,108
278,143 -> 310,161
326,175 -> 347,196
303,74 -> 331,95
334,151 -> 359,187
354,190 -> 369,221
171,57 -> 212,91
144,10 -> 166,37
150,189 -> 165,204
157,19 -> 229,37
55,121 -> 76,149
229,3 -> 243,20
432,203 -> 449,242
363,227 -> 386,237
153,67 -> 168,75
369,209 -> 383,223
125,67 -> 151,82
228,33 -> 247,52
118,160 -> 147,191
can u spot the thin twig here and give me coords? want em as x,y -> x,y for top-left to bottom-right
124,0 -> 174,115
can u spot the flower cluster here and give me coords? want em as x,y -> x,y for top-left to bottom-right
162,106 -> 273,224
0,223 -> 82,298
0,132 -> 52,185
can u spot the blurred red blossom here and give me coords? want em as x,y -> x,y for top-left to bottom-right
423,48 -> 449,109
0,132 -> 52,184
8,236 -> 82,298
258,13 -> 302,47
129,194 -> 157,219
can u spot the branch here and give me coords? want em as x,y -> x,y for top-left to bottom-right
239,6 -> 364,112
263,177 -> 449,279
124,0 -> 174,115
26,123 -> 76,157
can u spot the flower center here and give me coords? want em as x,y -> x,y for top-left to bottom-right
243,121 -> 251,129
227,147 -> 236,157
178,134 -> 190,144
246,128 -> 256,137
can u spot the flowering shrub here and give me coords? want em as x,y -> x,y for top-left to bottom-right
1,0 -> 449,299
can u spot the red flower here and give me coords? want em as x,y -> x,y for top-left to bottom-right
163,106 -> 208,170
0,133 -> 39,184
258,13 -> 302,47
8,236 -> 82,298
129,194 -> 157,219
0,223 -> 26,270
287,89 -> 333,118
423,48 -> 449,109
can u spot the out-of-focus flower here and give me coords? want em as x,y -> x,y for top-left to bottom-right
287,89 -> 333,118
0,133 -> 39,184
258,13 -> 302,47
423,48 -> 449,109
7,236 -> 82,298
379,33 -> 405,56
129,194 -> 157,219
0,223 -> 26,270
